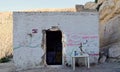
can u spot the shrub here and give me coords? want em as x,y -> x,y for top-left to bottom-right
95,0 -> 98,3
0,54 -> 12,63
0,56 -> 10,63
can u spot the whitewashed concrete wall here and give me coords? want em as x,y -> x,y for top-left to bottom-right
13,12 -> 99,70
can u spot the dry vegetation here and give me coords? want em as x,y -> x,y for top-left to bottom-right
0,12 -> 13,59
21,8 -> 76,12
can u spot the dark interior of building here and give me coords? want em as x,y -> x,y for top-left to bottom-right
46,30 -> 62,65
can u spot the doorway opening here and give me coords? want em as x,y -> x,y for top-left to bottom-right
46,30 -> 62,65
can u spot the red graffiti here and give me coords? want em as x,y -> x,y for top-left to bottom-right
32,29 -> 38,33
89,54 -> 99,56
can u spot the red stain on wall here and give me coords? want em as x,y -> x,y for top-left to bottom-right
32,29 -> 38,33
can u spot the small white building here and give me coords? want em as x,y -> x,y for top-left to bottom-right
13,11 -> 99,70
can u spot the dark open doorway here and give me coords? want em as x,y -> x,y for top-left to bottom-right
46,30 -> 62,65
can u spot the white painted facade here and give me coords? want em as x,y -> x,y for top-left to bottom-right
13,12 -> 99,70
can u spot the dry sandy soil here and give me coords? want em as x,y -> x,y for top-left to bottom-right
0,61 -> 120,72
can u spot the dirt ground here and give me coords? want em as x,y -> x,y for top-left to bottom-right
0,61 -> 120,72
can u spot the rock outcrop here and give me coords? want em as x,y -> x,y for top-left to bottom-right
85,0 -> 120,25
84,2 -> 97,10
103,15 -> 120,57
85,0 -> 120,62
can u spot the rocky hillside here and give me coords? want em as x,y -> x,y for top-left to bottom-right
85,0 -> 120,62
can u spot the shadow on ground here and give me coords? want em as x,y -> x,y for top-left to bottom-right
0,61 -> 120,72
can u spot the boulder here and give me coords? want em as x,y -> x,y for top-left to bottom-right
84,2 -> 97,9
102,15 -> 120,46
99,55 -> 107,63
102,15 -> 120,59
109,42 -> 120,58
99,0 -> 120,48
99,0 -> 116,24
85,0 -> 120,24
